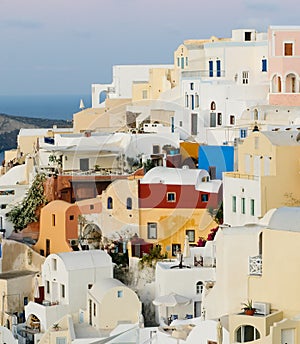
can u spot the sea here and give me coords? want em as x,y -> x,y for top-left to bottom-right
0,94 -> 92,161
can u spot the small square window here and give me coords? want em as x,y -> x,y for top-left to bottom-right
117,290 -> 123,298
153,145 -> 160,154
201,194 -> 209,202
284,42 -> 293,56
186,230 -> 195,242
147,223 -> 157,239
179,121 -> 183,127
90,204 -> 94,210
167,192 -> 176,202
69,215 -> 74,220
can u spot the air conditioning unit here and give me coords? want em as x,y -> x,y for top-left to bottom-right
253,302 -> 270,315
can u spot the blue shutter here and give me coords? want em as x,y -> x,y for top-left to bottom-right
216,60 -> 221,77
209,61 -> 213,77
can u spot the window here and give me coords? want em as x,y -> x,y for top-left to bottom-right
232,196 -> 237,212
177,57 -> 180,67
167,192 -> 176,202
126,197 -> 132,210
186,230 -> 195,242
52,258 -> 57,271
117,290 -> 123,298
0,190 -> 15,195
142,90 -> 148,99
172,244 -> 181,256
56,338 -> 67,344
93,303 -> 96,316
90,204 -> 94,210
217,113 -> 222,125
190,82 -> 194,90
211,101 -> 216,110
46,280 -> 50,294
147,223 -> 157,239
241,198 -> 246,214
250,199 -> 255,216
24,297 -> 28,306
185,94 -> 189,108
181,57 -> 185,69
210,113 -> 216,127
244,31 -> 252,41
190,95 -> 194,110
153,145 -> 160,154
179,121 -> 183,127
242,71 -> 249,84
240,128 -> 247,138
262,58 -> 267,72
52,214 -> 56,226
284,42 -> 293,56
216,60 -> 221,77
195,94 -> 199,108
186,57 -> 188,66
209,61 -> 213,77
0,204 -> 7,209
69,215 -> 74,220
107,197 -> 113,210
196,281 -> 204,294
201,194 -> 209,202
230,115 -> 235,125
236,325 -> 260,342
61,284 -> 65,298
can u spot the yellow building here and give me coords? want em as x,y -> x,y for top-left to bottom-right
223,130 -> 300,226
138,167 -> 222,257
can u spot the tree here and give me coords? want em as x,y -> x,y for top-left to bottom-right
6,173 -> 48,231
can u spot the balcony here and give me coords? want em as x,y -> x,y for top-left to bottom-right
249,255 -> 262,276
181,70 -> 225,78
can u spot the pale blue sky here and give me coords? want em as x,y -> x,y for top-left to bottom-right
0,0 -> 299,96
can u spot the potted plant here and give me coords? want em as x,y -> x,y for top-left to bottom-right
242,300 -> 256,315
52,323 -> 61,331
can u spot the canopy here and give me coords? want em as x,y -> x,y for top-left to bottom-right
153,293 -> 191,307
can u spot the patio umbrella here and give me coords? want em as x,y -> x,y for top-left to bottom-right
33,277 -> 40,299
183,235 -> 191,258
153,293 -> 191,307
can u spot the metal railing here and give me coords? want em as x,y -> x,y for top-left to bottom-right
249,255 -> 262,276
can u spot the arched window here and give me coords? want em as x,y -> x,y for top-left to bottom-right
107,197 -> 113,210
196,281 -> 204,294
126,197 -> 132,210
211,101 -> 216,110
286,73 -> 297,93
99,90 -> 107,104
236,325 -> 260,342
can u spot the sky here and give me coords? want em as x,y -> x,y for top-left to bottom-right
0,0 -> 300,96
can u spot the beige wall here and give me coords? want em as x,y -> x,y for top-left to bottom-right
73,98 -> 131,133
249,229 -> 300,319
100,179 -> 139,237
93,286 -> 141,329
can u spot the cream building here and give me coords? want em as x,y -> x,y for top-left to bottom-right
223,129 -> 300,227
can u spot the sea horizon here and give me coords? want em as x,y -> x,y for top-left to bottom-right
0,94 -> 92,120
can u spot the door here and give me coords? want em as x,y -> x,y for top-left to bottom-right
80,158 -> 89,171
281,328 -> 295,344
191,113 -> 198,135
194,301 -> 201,317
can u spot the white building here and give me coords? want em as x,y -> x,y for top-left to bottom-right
38,131 -> 180,173
177,29 -> 269,144
92,64 -> 173,108
25,250 -> 113,332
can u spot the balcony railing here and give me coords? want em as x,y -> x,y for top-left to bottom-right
249,255 -> 262,276
182,70 -> 225,78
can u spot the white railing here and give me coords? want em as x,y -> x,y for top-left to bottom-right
249,255 -> 262,276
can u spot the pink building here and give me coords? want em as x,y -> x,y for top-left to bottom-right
269,26 -> 300,106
